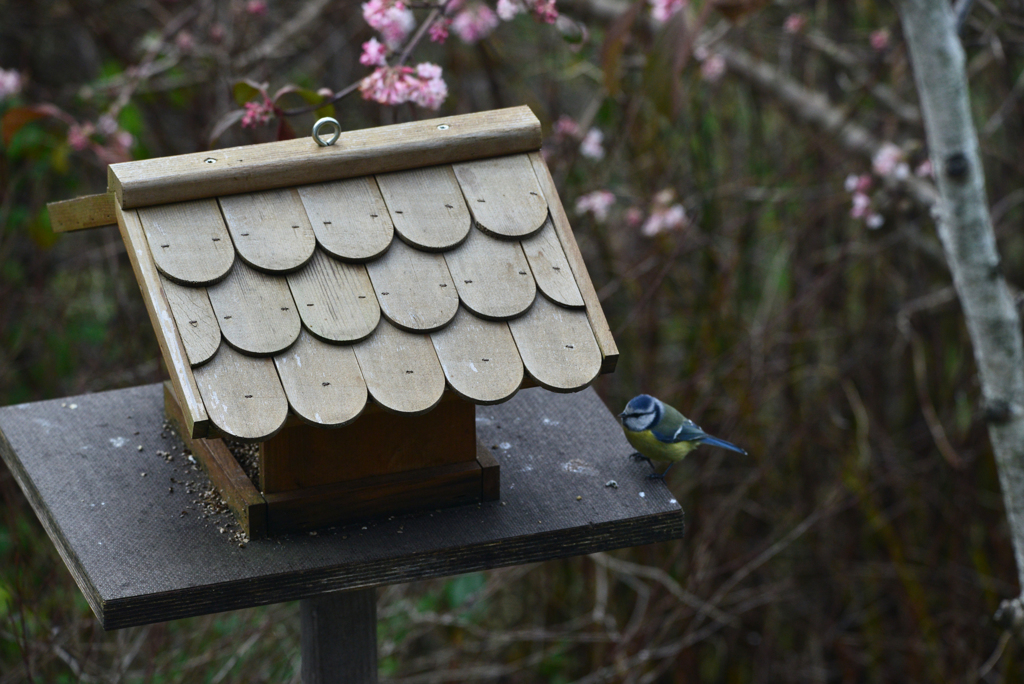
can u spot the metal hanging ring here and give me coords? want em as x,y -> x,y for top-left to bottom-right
312,117 -> 341,147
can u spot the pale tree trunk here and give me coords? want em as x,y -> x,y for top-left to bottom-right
896,0 -> 1024,629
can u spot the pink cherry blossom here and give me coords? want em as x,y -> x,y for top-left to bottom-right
359,64 -> 448,110
870,28 -> 890,51
497,0 -> 526,20
363,0 -> 415,48
451,3 -> 500,43
642,204 -> 687,236
360,38 -> 389,67
850,192 -> 871,219
175,30 -> 194,52
554,115 -> 580,139
96,114 -> 119,135
241,98 -> 275,128
531,0 -> 558,23
579,128 -> 604,160
625,207 -> 643,228
416,62 -> 442,80
67,122 -> 94,151
865,213 -> 884,229
700,53 -> 726,83
246,0 -> 268,16
872,143 -> 904,177
915,159 -> 933,178
844,173 -> 872,194
409,63 -> 448,109
429,17 -> 451,42
575,190 -> 615,222
112,130 -> 134,149
649,0 -> 686,23
0,69 -> 21,101
783,13 -> 806,34
359,67 -> 410,106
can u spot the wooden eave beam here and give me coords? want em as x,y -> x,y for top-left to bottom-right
46,192 -> 117,233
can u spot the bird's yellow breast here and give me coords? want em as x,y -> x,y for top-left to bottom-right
624,429 -> 698,464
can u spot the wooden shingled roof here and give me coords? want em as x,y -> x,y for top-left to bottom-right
107,107 -> 617,441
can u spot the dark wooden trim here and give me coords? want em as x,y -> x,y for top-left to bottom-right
477,445 -> 500,501
263,460 -> 483,535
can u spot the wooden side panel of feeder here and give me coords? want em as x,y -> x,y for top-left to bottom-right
259,396 -> 478,492
262,447 -> 493,535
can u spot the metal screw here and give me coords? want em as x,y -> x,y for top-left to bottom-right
204,158 -> 217,164
437,124 -> 450,130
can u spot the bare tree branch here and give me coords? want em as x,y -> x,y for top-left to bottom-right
896,0 -> 1024,633
802,29 -> 922,124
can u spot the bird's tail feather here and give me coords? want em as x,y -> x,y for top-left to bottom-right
699,435 -> 747,454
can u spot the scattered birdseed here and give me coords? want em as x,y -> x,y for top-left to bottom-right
137,445 -> 143,452
576,495 -> 582,501
605,480 -> 619,489
224,438 -> 260,485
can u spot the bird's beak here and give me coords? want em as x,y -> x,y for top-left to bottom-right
617,411 -> 624,421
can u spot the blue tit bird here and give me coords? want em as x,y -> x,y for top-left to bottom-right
619,394 -> 746,479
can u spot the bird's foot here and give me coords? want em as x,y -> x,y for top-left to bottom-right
629,452 -> 651,464
647,472 -> 667,480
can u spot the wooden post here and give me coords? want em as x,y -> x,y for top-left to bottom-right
300,588 -> 378,684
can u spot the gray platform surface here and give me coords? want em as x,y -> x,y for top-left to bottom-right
0,384 -> 683,630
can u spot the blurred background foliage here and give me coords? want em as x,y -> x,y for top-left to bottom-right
3,0 -> 1024,681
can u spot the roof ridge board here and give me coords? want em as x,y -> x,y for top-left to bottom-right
109,106 -> 543,210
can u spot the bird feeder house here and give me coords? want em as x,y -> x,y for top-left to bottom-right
48,106 -> 618,538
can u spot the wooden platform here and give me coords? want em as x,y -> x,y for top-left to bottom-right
0,384 -> 683,630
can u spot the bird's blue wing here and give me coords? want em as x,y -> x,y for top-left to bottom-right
649,407 -> 748,454
649,407 -> 706,444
